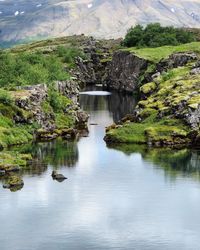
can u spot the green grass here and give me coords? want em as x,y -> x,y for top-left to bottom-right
124,42 -> 200,62
0,126 -> 33,149
106,117 -> 189,145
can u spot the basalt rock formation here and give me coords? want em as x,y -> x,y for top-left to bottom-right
103,51 -> 149,92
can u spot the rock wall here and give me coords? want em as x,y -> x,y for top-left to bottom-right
14,81 -> 88,133
75,37 -> 120,86
103,51 -> 149,92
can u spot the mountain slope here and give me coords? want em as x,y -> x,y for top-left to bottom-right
1,0 -> 200,44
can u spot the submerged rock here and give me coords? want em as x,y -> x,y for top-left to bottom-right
51,170 -> 67,181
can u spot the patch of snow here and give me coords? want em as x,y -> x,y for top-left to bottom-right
88,3 -> 93,9
14,11 -> 19,16
171,8 -> 175,13
36,4 -> 42,8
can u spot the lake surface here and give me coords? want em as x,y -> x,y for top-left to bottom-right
0,88 -> 200,250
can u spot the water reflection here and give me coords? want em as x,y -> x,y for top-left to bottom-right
80,86 -> 137,123
11,138 -> 79,177
108,144 -> 200,181
0,88 -> 200,250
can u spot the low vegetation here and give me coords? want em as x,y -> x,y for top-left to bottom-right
125,42 -> 200,63
0,44 -> 85,87
0,38 -> 87,172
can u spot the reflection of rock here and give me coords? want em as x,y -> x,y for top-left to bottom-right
51,170 -> 67,181
3,175 -> 24,190
107,143 -> 200,180
19,138 -> 79,168
21,159 -> 48,176
79,86 -> 137,123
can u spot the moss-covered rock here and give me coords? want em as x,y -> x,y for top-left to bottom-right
105,59 -> 200,146
140,82 -> 157,95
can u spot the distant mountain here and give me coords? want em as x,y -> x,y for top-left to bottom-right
1,0 -> 200,45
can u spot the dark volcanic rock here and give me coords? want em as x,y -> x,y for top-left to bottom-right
51,170 -> 67,181
157,52 -> 198,72
103,51 -> 149,92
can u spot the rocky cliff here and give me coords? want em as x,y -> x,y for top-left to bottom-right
103,51 -> 149,92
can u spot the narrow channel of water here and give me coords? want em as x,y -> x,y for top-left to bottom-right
0,88 -> 200,250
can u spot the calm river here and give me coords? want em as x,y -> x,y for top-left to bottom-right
0,88 -> 200,250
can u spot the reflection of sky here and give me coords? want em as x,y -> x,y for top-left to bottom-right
0,92 -> 200,250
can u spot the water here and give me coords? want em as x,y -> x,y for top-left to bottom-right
0,89 -> 200,250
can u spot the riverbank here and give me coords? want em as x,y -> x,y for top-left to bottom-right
104,43 -> 200,147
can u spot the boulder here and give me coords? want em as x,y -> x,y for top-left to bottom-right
62,128 -> 78,139
75,110 -> 89,129
51,170 -> 67,181
190,68 -> 200,75
184,105 -> 200,130
157,52 -> 197,72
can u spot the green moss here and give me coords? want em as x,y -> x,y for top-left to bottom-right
140,82 -> 157,95
55,113 -> 75,129
100,57 -> 112,63
187,95 -> 200,109
106,123 -> 147,144
0,126 -> 33,148
48,88 -> 72,113
145,125 -> 188,144
41,101 -> 53,114
140,108 -> 158,119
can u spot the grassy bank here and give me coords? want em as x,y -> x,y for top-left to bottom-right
124,42 -> 200,63
106,42 -> 200,146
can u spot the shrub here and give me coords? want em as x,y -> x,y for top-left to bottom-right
0,51 -> 70,87
57,46 -> 86,64
48,88 -> 71,113
123,23 -> 196,48
0,89 -> 13,105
